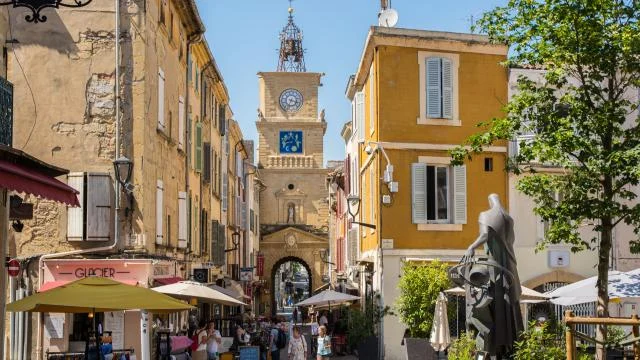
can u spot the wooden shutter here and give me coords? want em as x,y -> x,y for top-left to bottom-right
211,220 -> 218,261
348,228 -> 358,264
355,92 -> 365,142
218,104 -> 226,135
442,58 -> 453,119
453,165 -> 467,224
186,115 -> 191,164
86,173 -> 113,241
426,58 -> 442,118
195,122 -> 202,172
344,155 -> 351,195
241,202 -> 247,230
412,163 -> 427,224
178,191 -> 187,247
178,96 -> 185,149
156,180 -> 164,244
67,172 -> 85,241
222,175 -> 228,211
369,65 -> 374,132
369,166 -> 375,225
203,142 -> 211,183
215,224 -> 226,266
158,68 -> 165,130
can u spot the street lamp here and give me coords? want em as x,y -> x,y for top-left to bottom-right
346,195 -> 376,229
2,0 -> 94,24
225,231 -> 240,253
113,156 -> 133,192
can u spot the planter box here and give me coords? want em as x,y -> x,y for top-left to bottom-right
404,338 -> 437,360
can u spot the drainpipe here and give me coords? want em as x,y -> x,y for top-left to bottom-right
34,1 -> 123,358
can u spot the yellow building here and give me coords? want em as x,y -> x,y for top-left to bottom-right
345,27 -> 508,359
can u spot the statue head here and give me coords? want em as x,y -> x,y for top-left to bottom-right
488,193 -> 502,209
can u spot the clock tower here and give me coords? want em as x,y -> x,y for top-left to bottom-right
256,6 -> 329,315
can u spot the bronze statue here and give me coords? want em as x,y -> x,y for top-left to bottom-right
453,194 -> 523,359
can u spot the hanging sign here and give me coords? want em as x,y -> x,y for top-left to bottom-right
256,255 -> 264,277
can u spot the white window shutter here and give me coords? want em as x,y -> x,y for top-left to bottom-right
370,166 -> 375,224
369,66 -> 374,132
86,173 -> 114,241
158,68 -> 165,131
356,92 -> 365,142
241,202 -> 247,230
442,58 -> 453,119
67,172 -> 84,241
156,180 -> 164,245
411,163 -> 427,224
222,175 -> 228,211
178,96 -> 185,149
178,191 -> 187,245
453,165 -> 467,224
426,58 -> 442,118
195,122 -> 203,172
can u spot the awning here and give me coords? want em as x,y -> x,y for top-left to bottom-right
209,281 -> 250,302
154,276 -> 183,286
40,279 -> 138,292
0,147 -> 79,206
314,283 -> 330,294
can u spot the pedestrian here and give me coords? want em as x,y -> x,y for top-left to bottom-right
205,321 -> 222,360
192,320 -> 208,360
292,307 -> 298,325
316,325 -> 331,360
287,326 -> 307,360
319,311 -> 328,327
270,317 -> 282,360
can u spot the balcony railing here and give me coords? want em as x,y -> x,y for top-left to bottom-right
267,155 -> 314,168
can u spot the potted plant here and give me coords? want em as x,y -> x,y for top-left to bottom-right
395,260 -> 451,359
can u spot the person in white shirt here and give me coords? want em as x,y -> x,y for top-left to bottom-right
319,312 -> 328,327
205,321 -> 222,360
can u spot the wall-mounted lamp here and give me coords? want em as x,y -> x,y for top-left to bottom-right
319,249 -> 335,266
11,220 -> 23,233
113,156 -> 134,216
347,195 -> 376,229
224,231 -> 241,253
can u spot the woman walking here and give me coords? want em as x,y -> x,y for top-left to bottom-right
316,325 -> 331,360
287,326 -> 307,360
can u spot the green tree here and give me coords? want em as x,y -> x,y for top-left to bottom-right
395,261 -> 450,338
451,1 -> 640,357
513,322 -> 565,360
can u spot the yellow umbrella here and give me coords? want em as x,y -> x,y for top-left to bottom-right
7,276 -> 193,313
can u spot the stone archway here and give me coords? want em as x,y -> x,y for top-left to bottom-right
271,256 -> 312,315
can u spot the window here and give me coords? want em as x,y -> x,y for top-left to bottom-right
178,96 -> 185,149
158,0 -> 165,25
195,121 -> 202,172
195,66 -> 199,93
178,191 -> 187,248
418,52 -> 460,125
412,162 -> 466,225
218,103 -> 226,136
157,68 -> 165,131
369,165 -> 375,228
156,180 -> 164,245
212,221 -> 226,266
203,142 -> 211,182
354,92 -> 365,142
67,173 -> 114,241
484,157 -> 493,172
166,214 -> 171,246
369,65 -> 375,134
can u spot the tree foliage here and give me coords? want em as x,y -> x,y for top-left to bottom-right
395,261 -> 450,338
448,332 -> 477,360
513,322 -> 565,360
450,0 -> 640,353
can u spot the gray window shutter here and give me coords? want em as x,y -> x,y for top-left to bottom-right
412,163 -> 428,224
195,123 -> 203,172
86,173 -> 114,241
348,228 -> 358,265
453,165 -> 467,224
211,220 -> 218,261
178,191 -> 187,248
241,201 -> 247,230
442,58 -> 453,119
203,142 -> 211,183
158,68 -> 165,130
426,58 -> 442,118
215,224 -> 226,266
156,180 -> 164,245
178,96 -> 185,149
186,115 -> 192,163
218,104 -> 226,136
222,175 -> 228,211
67,172 -> 85,241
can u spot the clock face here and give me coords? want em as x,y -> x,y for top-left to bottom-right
279,88 -> 303,112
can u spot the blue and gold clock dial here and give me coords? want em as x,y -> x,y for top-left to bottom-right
280,131 -> 303,154
279,88 -> 303,112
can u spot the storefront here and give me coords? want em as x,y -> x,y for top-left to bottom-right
41,259 -> 155,356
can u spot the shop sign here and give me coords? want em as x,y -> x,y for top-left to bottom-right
256,254 -> 264,277
193,268 -> 209,283
43,259 -> 152,284
240,267 -> 253,282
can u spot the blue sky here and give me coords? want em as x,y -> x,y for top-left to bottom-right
195,0 -> 506,163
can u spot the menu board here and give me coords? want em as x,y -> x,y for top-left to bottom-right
104,311 -> 125,349
239,346 -> 260,360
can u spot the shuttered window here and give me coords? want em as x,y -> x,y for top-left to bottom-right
178,96 -> 185,149
426,57 -> 453,119
212,222 -> 226,266
348,228 -> 358,265
157,68 -> 165,130
222,175 -> 228,212
218,104 -> 226,136
203,142 -> 211,183
195,122 -> 203,172
67,173 -> 114,241
178,191 -> 187,248
369,65 -> 375,134
156,180 -> 164,244
355,92 -> 365,142
369,166 -> 375,226
412,163 -> 466,224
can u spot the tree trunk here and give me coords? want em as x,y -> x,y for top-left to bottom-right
596,217 -> 612,360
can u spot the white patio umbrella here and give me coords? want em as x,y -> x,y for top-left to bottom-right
295,289 -> 359,309
445,285 -> 550,303
546,269 -> 640,306
152,281 -> 246,306
430,292 -> 451,352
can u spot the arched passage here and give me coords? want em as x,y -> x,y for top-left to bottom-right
271,256 -> 313,316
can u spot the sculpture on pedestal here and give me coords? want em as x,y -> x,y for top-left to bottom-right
450,194 -> 523,359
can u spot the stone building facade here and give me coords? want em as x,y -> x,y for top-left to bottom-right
4,1 -> 256,358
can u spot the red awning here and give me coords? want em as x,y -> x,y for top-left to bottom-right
153,277 -> 183,286
40,279 -> 138,292
0,158 -> 79,206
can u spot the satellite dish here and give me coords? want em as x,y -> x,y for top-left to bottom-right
378,8 -> 398,27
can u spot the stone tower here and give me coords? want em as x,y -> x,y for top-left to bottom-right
257,6 -> 329,314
